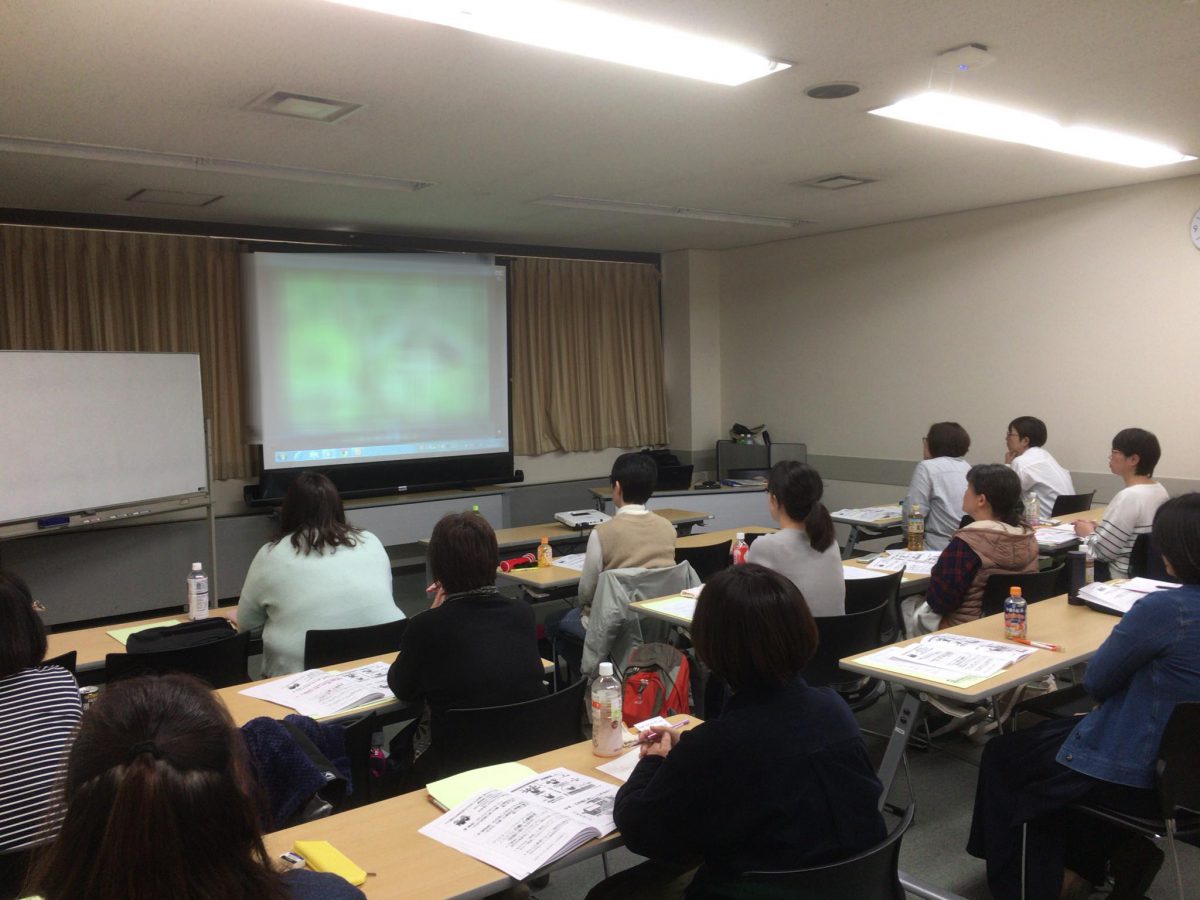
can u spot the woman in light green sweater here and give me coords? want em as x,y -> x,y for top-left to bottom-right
237,473 -> 404,677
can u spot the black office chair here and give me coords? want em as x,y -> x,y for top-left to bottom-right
105,630 -> 251,689
42,650 -> 78,674
980,565 -> 1066,617
338,711 -> 383,811
303,618 -> 408,669
1130,532 -> 1172,581
435,677 -> 588,780
844,568 -> 905,642
1050,490 -> 1096,518
804,595 -> 892,712
700,804 -> 914,899
675,540 -> 732,582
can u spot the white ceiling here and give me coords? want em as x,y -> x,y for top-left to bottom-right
2,0 -> 1198,253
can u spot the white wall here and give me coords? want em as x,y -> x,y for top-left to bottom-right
718,175 -> 1200,479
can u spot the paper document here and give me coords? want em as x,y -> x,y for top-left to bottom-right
426,763 -> 536,811
831,505 -> 903,524
639,595 -> 696,621
843,565 -> 889,580
238,661 -> 392,718
866,549 -> 942,576
107,620 -> 182,645
419,768 -> 618,880
680,585 -> 703,598
1078,578 -> 1178,616
1035,525 -> 1079,548
596,748 -> 642,783
553,553 -> 587,572
856,633 -> 1037,688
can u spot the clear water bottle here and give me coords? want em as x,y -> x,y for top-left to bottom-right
537,536 -> 553,567
186,562 -> 209,620
1023,491 -> 1041,526
906,504 -> 925,551
730,532 -> 749,565
591,662 -> 624,757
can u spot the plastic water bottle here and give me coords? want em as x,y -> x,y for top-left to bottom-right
1004,586 -> 1027,640
906,504 -> 925,551
730,532 -> 749,565
1023,491 -> 1041,526
186,562 -> 209,620
537,536 -> 553,567
591,662 -> 624,757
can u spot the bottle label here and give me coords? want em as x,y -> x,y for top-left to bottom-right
906,519 -> 925,552
1003,600 -> 1027,640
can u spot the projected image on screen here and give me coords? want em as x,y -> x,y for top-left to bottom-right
244,253 -> 510,470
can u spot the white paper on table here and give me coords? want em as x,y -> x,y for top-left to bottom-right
843,566 -> 889,580
1076,580 -> 1169,615
238,668 -> 388,717
831,505 -> 903,523
1035,525 -> 1079,547
680,585 -> 703,598
866,549 -> 942,575
335,661 -> 391,691
1122,577 -> 1180,594
553,553 -> 587,572
506,768 -> 618,834
596,748 -> 643,783
858,633 -> 1036,683
639,596 -> 697,620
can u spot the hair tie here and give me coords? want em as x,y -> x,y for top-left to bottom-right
128,741 -> 163,761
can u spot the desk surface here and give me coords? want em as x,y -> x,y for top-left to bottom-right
423,508 -> 712,551
264,714 -> 697,899
841,594 -> 1117,704
47,608 -> 238,672
590,485 -> 766,500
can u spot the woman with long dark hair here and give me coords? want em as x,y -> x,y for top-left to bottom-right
238,471 -> 404,676
24,674 -> 364,900
745,460 -> 845,616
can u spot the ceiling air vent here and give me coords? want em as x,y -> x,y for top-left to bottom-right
125,188 -> 222,207
246,90 -> 363,123
796,174 -> 877,190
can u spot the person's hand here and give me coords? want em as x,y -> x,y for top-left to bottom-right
427,582 -> 447,608
639,725 -> 680,759
1004,450 -> 1016,465
1073,520 -> 1097,537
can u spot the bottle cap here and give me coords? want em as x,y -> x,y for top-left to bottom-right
1009,586 -> 1022,597
540,535 -> 549,543
736,532 -> 745,540
191,562 -> 203,571
598,662 -> 614,677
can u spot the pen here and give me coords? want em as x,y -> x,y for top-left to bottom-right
1008,637 -> 1063,652
638,719 -> 691,743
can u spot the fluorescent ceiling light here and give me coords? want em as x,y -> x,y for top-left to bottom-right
869,92 -> 1195,168
0,135 -> 433,191
326,0 -> 790,86
535,195 -> 809,227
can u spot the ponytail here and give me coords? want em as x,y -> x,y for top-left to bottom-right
804,502 -> 836,553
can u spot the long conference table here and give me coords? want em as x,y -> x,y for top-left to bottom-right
263,714 -> 697,899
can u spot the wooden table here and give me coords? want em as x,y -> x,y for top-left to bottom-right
47,608 -> 238,672
840,593 -> 1118,805
264,714 -> 697,899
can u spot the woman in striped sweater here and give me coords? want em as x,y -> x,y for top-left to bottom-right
0,571 -> 82,899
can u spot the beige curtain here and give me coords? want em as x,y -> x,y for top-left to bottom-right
511,257 -> 667,455
0,225 -> 249,479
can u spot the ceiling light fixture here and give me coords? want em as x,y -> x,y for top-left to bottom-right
0,135 -> 434,191
535,195 -> 810,227
325,0 -> 791,86
869,92 -> 1196,168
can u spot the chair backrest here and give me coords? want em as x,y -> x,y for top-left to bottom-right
980,565 -> 1065,617
1050,490 -> 1096,518
1129,532 -> 1172,581
303,618 -> 408,669
581,561 -> 701,678
675,540 -> 732,582
721,804 -> 915,900
1155,701 -> 1200,819
436,677 -> 589,779
43,650 -> 78,674
105,629 -> 251,689
338,712 -> 379,811
843,568 -> 904,615
803,595 -> 892,688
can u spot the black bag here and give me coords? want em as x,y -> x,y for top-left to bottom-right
126,617 -> 237,653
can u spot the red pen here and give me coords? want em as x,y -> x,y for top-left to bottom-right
1008,637 -> 1063,652
638,719 -> 690,743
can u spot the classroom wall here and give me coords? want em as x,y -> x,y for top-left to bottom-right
717,173 -> 1200,482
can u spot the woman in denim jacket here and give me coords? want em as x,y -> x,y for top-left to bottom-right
967,493 -> 1200,900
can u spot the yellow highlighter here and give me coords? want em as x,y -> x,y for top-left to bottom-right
291,840 -> 369,886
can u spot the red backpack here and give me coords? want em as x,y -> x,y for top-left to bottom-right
621,643 -> 690,728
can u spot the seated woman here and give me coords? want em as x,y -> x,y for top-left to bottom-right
904,464 -> 1039,636
586,564 -> 887,900
745,460 -> 845,616
904,421 -> 972,551
0,572 -> 82,900
23,674 -> 363,900
1073,427 -> 1169,577
968,493 -> 1200,900
387,512 -> 546,786
238,471 -> 404,677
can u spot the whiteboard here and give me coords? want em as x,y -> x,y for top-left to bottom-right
0,352 -> 208,525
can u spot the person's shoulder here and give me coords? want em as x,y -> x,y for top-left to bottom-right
282,869 -> 366,900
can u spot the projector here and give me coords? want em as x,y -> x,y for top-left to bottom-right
554,509 -> 612,529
